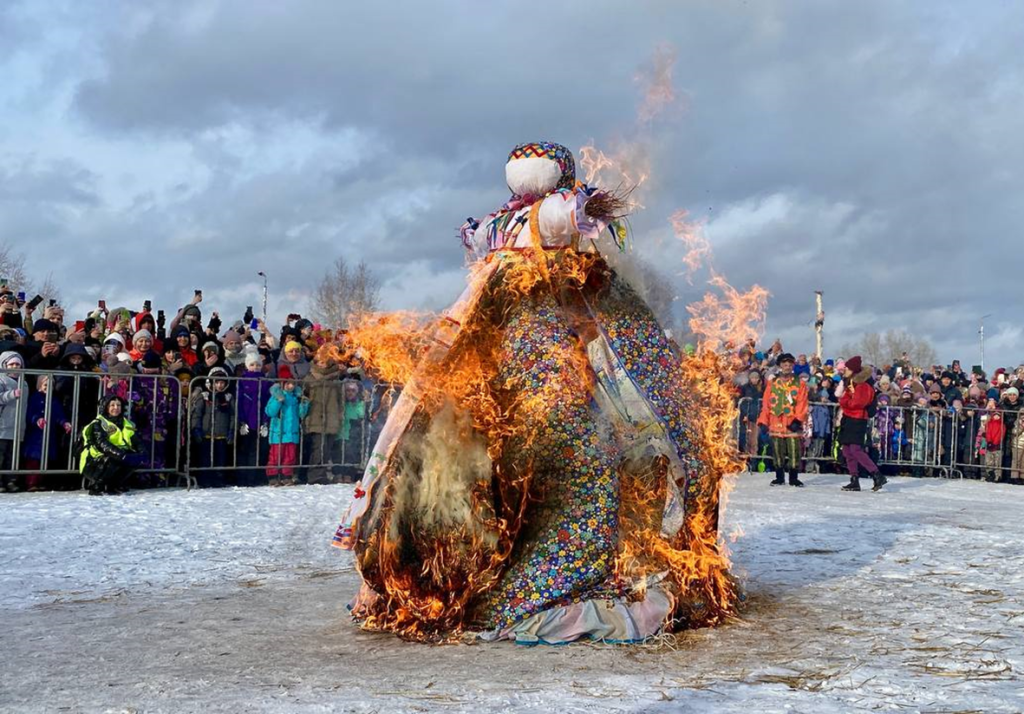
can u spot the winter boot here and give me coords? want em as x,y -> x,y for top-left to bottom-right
871,473 -> 888,492
788,469 -> 805,488
770,469 -> 786,486
841,474 -> 861,491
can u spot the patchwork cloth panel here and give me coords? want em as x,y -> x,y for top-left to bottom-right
474,295 -> 620,629
592,277 -> 703,510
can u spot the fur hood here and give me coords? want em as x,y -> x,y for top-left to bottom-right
852,367 -> 873,385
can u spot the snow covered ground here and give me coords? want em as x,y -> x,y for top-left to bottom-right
2,474 -> 1023,713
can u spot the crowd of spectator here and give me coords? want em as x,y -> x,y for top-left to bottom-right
0,287 -> 378,493
735,339 -> 1024,484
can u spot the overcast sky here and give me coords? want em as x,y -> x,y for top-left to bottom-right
1,1 -> 1022,367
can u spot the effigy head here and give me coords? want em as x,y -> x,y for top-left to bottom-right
506,141 -> 576,198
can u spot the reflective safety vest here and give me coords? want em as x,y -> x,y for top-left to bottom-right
79,416 -> 136,473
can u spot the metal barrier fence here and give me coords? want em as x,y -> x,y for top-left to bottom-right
184,373 -> 374,486
0,367 -> 382,490
736,396 -> 1024,481
1,368 -> 186,485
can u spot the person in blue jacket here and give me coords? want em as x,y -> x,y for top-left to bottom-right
265,364 -> 309,485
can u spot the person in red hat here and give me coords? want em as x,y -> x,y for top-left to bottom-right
838,355 -> 885,491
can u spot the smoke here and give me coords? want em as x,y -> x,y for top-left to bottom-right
391,399 -> 498,548
636,43 -> 680,125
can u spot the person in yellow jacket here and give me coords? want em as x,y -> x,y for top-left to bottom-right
79,394 -> 144,495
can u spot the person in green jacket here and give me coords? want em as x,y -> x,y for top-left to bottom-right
80,394 -> 144,495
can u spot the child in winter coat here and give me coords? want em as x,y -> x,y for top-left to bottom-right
0,351 -> 27,490
24,375 -> 73,491
236,349 -> 271,486
265,365 -> 310,485
189,366 -> 236,488
336,379 -> 368,481
892,416 -> 910,466
978,400 -> 1006,482
910,395 -> 935,477
805,391 -> 833,473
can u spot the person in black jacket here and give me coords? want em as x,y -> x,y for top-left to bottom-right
737,370 -> 765,469
26,319 -> 61,371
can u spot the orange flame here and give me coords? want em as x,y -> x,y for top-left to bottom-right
687,271 -> 770,353
670,209 -> 711,283
578,140 -> 650,210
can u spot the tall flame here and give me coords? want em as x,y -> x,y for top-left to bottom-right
687,271 -> 770,352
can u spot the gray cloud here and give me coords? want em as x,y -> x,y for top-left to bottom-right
1,0 -> 1023,366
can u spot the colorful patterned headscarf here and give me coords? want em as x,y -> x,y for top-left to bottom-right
507,142 -> 576,190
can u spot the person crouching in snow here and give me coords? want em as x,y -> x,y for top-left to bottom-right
265,365 -> 309,485
24,374 -> 73,491
757,352 -> 808,487
189,366 -> 235,488
80,394 -> 144,495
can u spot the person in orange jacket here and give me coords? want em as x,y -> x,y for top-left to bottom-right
758,353 -> 809,487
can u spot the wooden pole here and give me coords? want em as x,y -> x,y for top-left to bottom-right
814,291 -> 824,361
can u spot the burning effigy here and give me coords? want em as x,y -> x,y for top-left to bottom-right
329,142 -> 742,644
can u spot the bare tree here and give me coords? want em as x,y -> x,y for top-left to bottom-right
310,257 -> 382,330
34,272 -> 63,307
0,244 -> 31,292
840,329 -> 938,369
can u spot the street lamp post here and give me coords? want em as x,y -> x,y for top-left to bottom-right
258,271 -> 268,330
980,313 -> 992,373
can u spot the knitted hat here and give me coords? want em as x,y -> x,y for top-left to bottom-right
32,318 -> 59,334
133,329 -> 153,344
845,356 -> 863,373
277,365 -> 293,380
244,347 -> 261,369
208,366 -> 229,380
1005,387 -> 1019,398
284,340 -> 302,352
0,351 -> 24,369
202,341 -> 220,354
105,333 -> 126,347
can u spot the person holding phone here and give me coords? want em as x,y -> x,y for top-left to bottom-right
168,291 -> 203,340
0,289 -> 25,331
27,318 -> 62,371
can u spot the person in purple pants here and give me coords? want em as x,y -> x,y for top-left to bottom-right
838,355 -> 886,492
